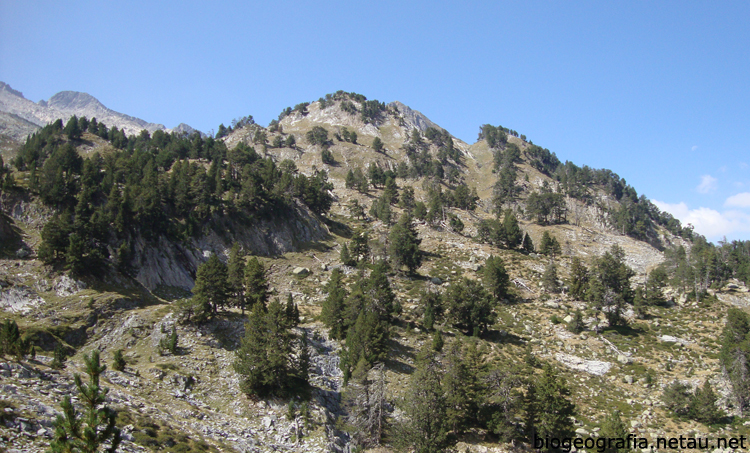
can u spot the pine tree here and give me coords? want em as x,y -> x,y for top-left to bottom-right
65,232 -> 87,275
413,201 -> 427,220
233,300 -> 308,397
483,255 -> 510,302
350,230 -> 370,264
344,282 -> 367,332
112,349 -> 125,372
442,339 -> 471,434
347,199 -> 366,220
463,339 -> 485,407
569,257 -> 589,300
420,290 -> 441,331
48,351 -> 121,453
432,329 -> 444,352
345,169 -> 357,189
0,319 -> 31,361
502,210 -> 522,248
399,186 -> 416,212
321,269 -> 348,339
527,364 -> 575,442
64,115 -> 82,141
340,309 -> 389,383
690,380 -> 724,424
393,348 -> 449,453
566,310 -> 585,334
600,410 -> 628,453
372,136 -> 384,153
342,362 -> 388,449
633,287 -> 648,319
191,254 -> 229,321
542,261 -> 561,293
369,194 -> 392,225
364,261 -> 398,321
663,380 -> 692,417
340,242 -> 356,267
388,213 -> 422,274
51,343 -> 67,370
521,232 -> 535,253
244,256 -> 269,310
368,163 -> 385,188
285,293 -> 300,327
445,277 -> 495,335
485,364 -> 525,443
159,326 -> 178,355
382,177 -> 399,205
588,245 -> 635,325
227,243 -> 246,313
644,266 -> 668,306
539,231 -> 561,257
719,308 -> 750,416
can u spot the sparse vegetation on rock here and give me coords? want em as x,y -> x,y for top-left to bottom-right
1,91 -> 750,452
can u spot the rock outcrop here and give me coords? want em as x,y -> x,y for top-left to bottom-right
131,202 -> 329,290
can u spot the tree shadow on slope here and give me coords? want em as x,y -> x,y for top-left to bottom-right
322,216 -> 352,239
601,323 -> 647,338
482,328 -> 525,346
0,211 -> 24,258
384,337 -> 416,375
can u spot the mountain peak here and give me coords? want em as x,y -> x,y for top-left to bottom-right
0,82 -> 200,139
46,91 -> 105,111
0,82 -> 25,100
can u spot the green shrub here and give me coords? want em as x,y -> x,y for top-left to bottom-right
112,349 -> 126,371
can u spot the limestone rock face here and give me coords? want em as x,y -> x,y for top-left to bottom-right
131,202 -> 328,290
555,353 -> 613,376
387,101 -> 441,132
0,286 -> 44,314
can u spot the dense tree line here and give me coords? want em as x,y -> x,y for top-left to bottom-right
662,379 -> 724,424
476,210 -> 524,250
14,119 -> 333,275
661,237 -> 750,295
551,161 -> 692,241
394,341 -> 575,452
526,182 -> 567,225
476,124 -> 695,243
320,262 -> 397,382
181,245 -> 308,398
402,129 -> 463,182
233,298 -> 308,397
567,245 -> 634,327
720,308 -> 750,416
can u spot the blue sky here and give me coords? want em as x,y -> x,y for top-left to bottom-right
1,1 -> 749,242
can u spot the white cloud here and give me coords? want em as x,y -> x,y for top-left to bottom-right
725,192 -> 750,208
691,145 -> 698,151
696,174 -> 718,194
653,200 -> 750,240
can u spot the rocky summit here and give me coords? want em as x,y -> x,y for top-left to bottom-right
1,88 -> 750,453
0,82 -> 199,154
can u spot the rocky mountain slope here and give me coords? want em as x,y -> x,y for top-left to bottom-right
1,91 -> 750,452
0,82 -> 199,150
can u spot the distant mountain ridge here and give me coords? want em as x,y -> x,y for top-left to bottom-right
0,82 -> 199,139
